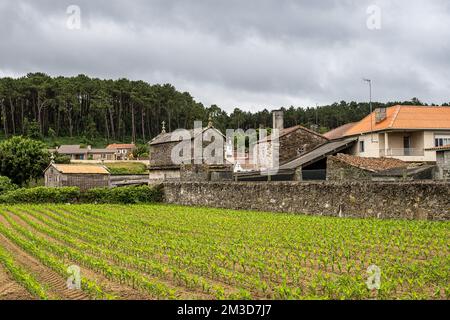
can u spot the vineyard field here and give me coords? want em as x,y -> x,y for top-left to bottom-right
0,204 -> 448,300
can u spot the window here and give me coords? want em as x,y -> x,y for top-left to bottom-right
359,140 -> 365,153
435,135 -> 450,147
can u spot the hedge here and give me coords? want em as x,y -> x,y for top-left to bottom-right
0,185 -> 163,204
82,185 -> 163,204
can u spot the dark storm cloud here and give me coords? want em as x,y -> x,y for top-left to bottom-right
0,0 -> 449,111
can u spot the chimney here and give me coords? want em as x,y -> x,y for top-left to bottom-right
273,110 -> 284,130
375,108 -> 387,123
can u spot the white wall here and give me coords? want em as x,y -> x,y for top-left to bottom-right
350,130 -> 449,162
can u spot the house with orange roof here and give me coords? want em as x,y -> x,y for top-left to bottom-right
325,105 -> 450,162
106,143 -> 136,160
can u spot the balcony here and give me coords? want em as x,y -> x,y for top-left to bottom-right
380,148 -> 425,157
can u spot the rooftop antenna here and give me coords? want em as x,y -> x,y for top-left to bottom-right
315,103 -> 319,126
363,78 -> 375,142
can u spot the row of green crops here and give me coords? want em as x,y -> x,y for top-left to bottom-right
0,244 -> 48,299
0,204 -> 448,300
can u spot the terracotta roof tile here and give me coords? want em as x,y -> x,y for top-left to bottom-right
425,144 -> 450,151
344,105 -> 450,136
324,122 -> 357,140
106,144 -> 136,149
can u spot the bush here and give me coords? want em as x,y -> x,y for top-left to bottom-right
0,176 -> 18,195
53,152 -> 71,164
0,187 -> 80,204
82,185 -> 163,204
0,185 -> 163,204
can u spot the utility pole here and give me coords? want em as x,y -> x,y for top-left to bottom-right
363,79 -> 374,142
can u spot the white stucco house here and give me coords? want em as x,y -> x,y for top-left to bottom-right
324,105 -> 450,162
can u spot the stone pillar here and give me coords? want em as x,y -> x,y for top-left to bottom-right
294,167 -> 303,181
385,132 -> 389,157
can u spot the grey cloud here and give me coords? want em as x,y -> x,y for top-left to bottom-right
0,0 -> 449,111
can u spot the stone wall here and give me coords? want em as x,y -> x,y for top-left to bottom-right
150,142 -> 178,167
162,181 -> 450,221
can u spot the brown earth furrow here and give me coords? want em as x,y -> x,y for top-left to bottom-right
0,263 -> 35,300
0,214 -> 88,300
14,209 -> 217,300
7,210 -> 158,300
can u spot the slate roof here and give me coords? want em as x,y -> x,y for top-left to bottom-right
279,137 -> 357,170
260,125 -> 328,142
150,127 -> 224,146
57,145 -> 86,154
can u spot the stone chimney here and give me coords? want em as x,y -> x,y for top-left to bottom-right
375,108 -> 387,123
273,110 -> 284,130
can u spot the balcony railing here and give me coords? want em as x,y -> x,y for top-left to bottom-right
380,148 -> 425,157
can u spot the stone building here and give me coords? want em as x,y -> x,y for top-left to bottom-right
44,163 -> 110,191
255,110 -> 329,169
148,120 -> 232,182
427,144 -> 450,180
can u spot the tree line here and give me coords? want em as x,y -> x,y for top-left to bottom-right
0,73 -> 446,143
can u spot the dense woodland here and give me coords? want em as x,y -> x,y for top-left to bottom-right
0,73 -> 447,144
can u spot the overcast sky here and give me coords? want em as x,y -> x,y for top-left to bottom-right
0,0 -> 449,112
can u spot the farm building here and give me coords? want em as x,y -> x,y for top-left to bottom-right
426,144 -> 450,180
54,145 -> 117,160
148,120 -> 232,182
44,163 -> 111,191
255,110 -> 329,169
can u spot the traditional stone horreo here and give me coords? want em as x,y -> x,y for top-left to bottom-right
44,163 -> 110,191
148,120 -> 232,182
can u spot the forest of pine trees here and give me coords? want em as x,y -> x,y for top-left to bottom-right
0,73 -> 446,144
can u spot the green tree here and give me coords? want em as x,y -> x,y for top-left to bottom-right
0,176 -> 17,194
0,136 -> 50,186
26,120 -> 42,140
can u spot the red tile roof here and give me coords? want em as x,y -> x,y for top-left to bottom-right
106,144 -> 136,150
344,105 -> 450,136
425,144 -> 450,151
324,122 -> 357,140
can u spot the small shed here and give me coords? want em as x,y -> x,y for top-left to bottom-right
426,144 -> 450,180
44,164 -> 110,191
